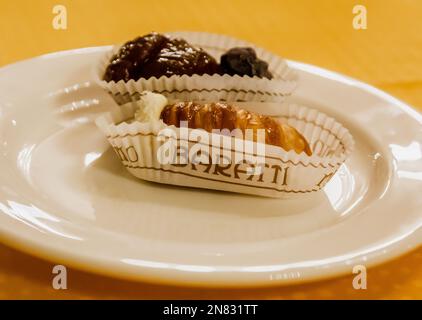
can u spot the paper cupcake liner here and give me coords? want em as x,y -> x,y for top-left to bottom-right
95,101 -> 354,198
94,32 -> 297,105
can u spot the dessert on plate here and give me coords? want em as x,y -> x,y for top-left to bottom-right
103,32 -> 273,82
95,92 -> 354,198
159,101 -> 312,156
95,32 -> 296,104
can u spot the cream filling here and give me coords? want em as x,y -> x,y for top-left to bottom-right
134,91 -> 168,123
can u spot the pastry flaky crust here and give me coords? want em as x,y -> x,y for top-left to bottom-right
160,102 -> 312,156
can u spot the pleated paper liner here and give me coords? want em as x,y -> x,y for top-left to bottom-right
94,32 -> 297,105
95,100 -> 355,198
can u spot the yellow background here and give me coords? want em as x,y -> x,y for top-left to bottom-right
0,0 -> 421,299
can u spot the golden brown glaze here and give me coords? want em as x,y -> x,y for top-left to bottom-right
160,102 -> 312,156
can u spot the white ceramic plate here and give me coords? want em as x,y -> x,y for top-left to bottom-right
0,47 -> 421,287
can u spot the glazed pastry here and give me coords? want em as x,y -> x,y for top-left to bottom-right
160,102 -> 312,155
104,32 -> 221,82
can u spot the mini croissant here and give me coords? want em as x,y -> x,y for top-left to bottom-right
160,102 -> 312,156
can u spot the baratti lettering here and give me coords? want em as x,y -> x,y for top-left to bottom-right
156,126 -> 266,166
317,172 -> 335,187
126,146 -> 139,162
181,160 -> 289,184
212,160 -> 232,177
191,159 -> 213,174
112,144 -> 291,185
257,163 -> 270,182
113,146 -> 128,162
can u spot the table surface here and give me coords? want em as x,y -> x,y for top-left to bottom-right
0,0 -> 421,299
